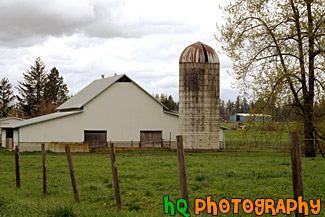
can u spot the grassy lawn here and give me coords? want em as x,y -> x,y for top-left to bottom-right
221,122 -> 306,152
0,148 -> 324,216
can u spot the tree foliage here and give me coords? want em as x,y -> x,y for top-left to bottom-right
153,93 -> 179,111
220,97 -> 253,121
17,57 -> 69,117
0,77 -> 14,117
44,67 -> 69,106
17,57 -> 47,117
219,0 -> 325,157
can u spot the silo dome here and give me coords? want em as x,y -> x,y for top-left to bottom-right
179,41 -> 219,63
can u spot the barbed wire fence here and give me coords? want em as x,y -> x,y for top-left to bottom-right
2,135 -> 322,213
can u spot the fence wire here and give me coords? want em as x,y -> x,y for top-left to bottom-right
1,137 -> 323,210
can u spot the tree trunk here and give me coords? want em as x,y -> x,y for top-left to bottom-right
304,105 -> 316,157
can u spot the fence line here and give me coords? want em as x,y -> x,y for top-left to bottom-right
7,136 -> 309,214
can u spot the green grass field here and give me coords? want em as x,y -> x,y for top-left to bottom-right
221,122 -> 313,153
0,148 -> 324,216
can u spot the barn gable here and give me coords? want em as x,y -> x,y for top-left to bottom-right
57,74 -> 170,113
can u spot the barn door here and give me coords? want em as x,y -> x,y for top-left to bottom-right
140,130 -> 162,148
6,129 -> 13,150
84,130 -> 107,151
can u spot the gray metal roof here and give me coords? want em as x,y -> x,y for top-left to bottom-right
0,117 -> 25,122
4,111 -> 82,128
4,74 -> 172,129
57,74 -> 124,110
163,110 -> 179,116
57,74 -> 169,111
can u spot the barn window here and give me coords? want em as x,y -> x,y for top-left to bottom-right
140,130 -> 162,148
116,75 -> 131,82
84,130 -> 107,151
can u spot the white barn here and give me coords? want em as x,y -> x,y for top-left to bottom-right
1,74 -> 179,152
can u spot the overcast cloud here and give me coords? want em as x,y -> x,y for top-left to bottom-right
0,0 -> 238,102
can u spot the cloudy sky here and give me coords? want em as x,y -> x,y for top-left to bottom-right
0,0 -> 238,102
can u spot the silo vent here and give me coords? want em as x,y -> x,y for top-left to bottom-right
201,44 -> 208,62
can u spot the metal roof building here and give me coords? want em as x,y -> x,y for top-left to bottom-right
1,74 -> 179,152
229,113 -> 272,122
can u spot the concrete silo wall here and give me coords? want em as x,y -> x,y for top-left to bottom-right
179,62 -> 220,150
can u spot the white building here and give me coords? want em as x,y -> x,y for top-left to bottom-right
0,117 -> 24,148
1,74 -> 179,152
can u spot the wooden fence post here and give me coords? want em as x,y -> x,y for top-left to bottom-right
65,145 -> 80,202
15,146 -> 20,189
109,142 -> 122,211
290,132 -> 304,217
176,136 -> 189,205
42,144 -> 47,196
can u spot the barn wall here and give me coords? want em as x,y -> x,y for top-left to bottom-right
18,82 -> 178,145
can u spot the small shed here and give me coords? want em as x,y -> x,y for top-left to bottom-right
229,113 -> 271,122
219,126 -> 230,149
0,117 -> 25,148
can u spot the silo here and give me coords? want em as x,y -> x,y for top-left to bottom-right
179,41 -> 220,150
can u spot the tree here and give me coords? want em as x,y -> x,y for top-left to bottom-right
220,100 -> 226,121
242,97 -> 249,113
219,0 -> 325,157
152,93 -> 178,111
0,77 -> 14,117
226,100 -> 235,118
43,67 -> 69,106
235,96 -> 241,113
17,57 -> 47,117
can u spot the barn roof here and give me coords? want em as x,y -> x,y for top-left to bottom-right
57,74 -> 124,110
57,74 -> 170,112
3,74 -> 177,129
0,117 -> 25,122
4,111 -> 82,128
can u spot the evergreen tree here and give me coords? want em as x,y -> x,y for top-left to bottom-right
235,96 -> 241,113
226,100 -> 234,117
44,67 -> 69,106
0,77 -> 14,117
242,97 -> 249,113
17,57 -> 47,117
220,100 -> 225,121
153,93 -> 178,111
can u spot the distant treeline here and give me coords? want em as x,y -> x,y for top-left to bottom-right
220,96 -> 253,121
152,93 -> 179,112
153,94 -> 325,122
0,57 -> 69,119
221,96 -> 325,122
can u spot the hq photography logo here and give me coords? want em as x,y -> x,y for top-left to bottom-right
163,196 -> 321,216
